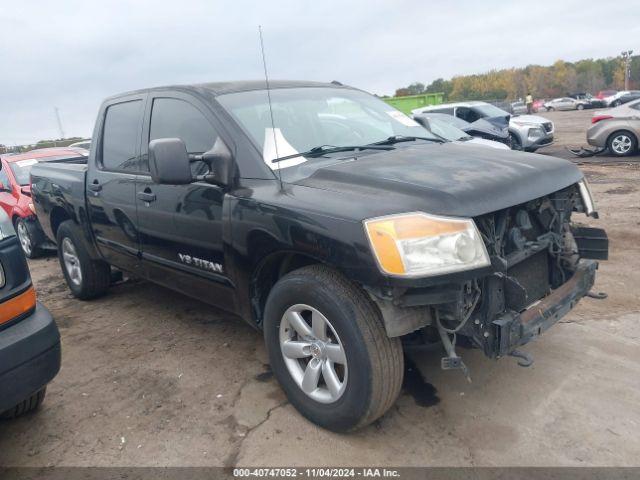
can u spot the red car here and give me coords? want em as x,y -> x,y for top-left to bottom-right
596,90 -> 617,100
532,99 -> 546,112
0,148 -> 88,258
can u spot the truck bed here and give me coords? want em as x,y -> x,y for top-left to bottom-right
31,162 -> 88,242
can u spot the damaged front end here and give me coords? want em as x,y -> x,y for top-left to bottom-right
372,181 -> 608,374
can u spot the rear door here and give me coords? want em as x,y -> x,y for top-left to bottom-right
86,94 -> 146,272
135,92 -> 235,307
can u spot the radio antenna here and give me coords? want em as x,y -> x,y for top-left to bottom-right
258,25 -> 283,189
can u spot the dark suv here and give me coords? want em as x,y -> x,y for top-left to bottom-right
0,209 -> 60,419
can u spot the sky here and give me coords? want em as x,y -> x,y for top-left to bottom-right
1,0 -> 638,145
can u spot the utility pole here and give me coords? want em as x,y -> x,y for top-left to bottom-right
621,50 -> 634,91
54,107 -> 65,142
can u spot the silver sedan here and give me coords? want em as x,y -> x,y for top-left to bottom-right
587,99 -> 640,156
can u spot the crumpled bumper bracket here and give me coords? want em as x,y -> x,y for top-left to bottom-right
492,260 -> 598,357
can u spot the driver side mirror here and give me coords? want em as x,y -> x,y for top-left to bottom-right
148,138 -> 193,185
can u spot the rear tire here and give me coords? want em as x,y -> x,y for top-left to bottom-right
1,388 -> 46,419
263,265 -> 404,432
14,217 -> 42,259
607,130 -> 637,157
56,220 -> 110,299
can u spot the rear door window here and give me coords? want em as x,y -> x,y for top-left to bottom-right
101,100 -> 144,171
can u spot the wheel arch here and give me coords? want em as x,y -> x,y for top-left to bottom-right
50,206 -> 74,238
250,250 -> 323,327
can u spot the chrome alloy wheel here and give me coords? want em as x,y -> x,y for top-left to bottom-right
16,221 -> 32,256
62,237 -> 82,286
279,304 -> 348,403
611,134 -> 633,155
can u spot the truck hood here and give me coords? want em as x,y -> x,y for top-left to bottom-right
294,143 -> 583,219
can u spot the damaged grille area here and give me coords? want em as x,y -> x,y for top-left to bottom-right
436,184 -> 584,358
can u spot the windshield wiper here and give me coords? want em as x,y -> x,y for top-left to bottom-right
369,135 -> 445,146
272,144 -> 393,163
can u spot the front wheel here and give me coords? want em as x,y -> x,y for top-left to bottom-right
1,388 -> 46,419
577,104 -> 584,110
509,133 -> 523,151
56,220 -> 111,300
14,218 -> 42,259
263,265 -> 404,432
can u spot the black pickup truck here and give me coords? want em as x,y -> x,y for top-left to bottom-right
31,80 -> 607,432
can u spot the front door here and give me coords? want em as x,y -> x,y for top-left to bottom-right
135,94 -> 235,309
86,94 -> 146,272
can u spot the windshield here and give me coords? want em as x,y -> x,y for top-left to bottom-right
9,159 -> 40,186
424,118 -> 469,141
217,87 -> 438,175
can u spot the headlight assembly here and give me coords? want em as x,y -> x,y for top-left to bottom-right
578,178 -> 597,217
364,212 -> 490,277
527,127 -> 545,140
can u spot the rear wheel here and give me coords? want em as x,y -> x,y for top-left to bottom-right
14,218 -> 42,259
263,265 -> 404,432
56,220 -> 110,299
607,131 -> 637,157
1,388 -> 46,419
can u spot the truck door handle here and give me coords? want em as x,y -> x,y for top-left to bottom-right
137,190 -> 156,203
88,181 -> 102,192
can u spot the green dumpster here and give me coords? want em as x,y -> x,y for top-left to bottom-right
383,93 -> 444,115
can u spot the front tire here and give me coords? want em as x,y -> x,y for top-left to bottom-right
607,130 -> 637,157
577,104 -> 584,110
509,133 -> 523,151
56,220 -> 111,299
264,265 -> 404,432
1,388 -> 46,419
14,218 -> 42,259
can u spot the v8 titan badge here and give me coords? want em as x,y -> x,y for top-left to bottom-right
178,253 -> 223,273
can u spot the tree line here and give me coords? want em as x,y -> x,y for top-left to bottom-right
394,55 -> 639,100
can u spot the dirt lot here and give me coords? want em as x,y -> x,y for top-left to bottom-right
1,110 -> 639,467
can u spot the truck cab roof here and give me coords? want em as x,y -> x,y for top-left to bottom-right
105,80 -> 353,101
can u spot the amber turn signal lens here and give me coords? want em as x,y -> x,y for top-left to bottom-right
0,286 -> 37,325
364,212 -> 489,277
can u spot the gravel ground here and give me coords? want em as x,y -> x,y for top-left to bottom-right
1,110 -> 639,467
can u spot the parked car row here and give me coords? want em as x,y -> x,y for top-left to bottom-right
11,80 -> 607,432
